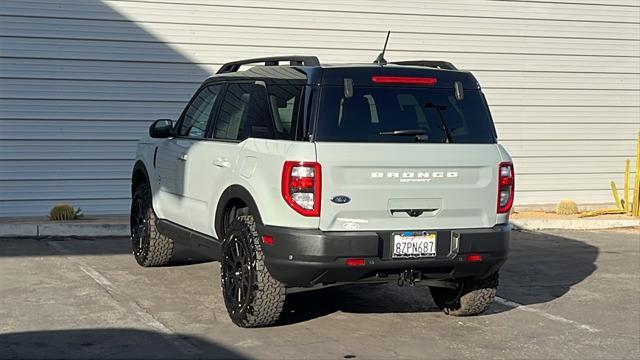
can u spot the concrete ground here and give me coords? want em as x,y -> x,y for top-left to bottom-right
0,229 -> 638,359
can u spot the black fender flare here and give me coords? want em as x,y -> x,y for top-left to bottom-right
131,160 -> 151,196
215,185 -> 263,238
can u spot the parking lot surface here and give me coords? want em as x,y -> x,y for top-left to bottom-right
1,229 -> 638,359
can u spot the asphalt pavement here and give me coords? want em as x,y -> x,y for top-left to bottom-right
0,229 -> 638,359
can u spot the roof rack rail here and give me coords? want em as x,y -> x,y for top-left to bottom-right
391,60 -> 457,70
216,56 -> 321,74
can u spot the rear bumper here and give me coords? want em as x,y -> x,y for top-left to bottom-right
256,223 -> 510,287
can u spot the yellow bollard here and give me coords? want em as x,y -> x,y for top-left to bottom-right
624,159 -> 630,213
633,132 -> 640,217
611,181 -> 623,210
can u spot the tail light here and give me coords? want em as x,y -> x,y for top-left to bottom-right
497,162 -> 515,213
282,161 -> 321,217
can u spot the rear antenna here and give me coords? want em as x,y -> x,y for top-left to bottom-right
373,31 -> 391,66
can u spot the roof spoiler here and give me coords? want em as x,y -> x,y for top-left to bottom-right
390,60 -> 458,70
217,56 -> 321,74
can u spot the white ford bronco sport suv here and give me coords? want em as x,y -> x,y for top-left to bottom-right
130,56 -> 514,327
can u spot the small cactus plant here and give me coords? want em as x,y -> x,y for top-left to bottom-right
556,199 -> 579,215
49,204 -> 83,221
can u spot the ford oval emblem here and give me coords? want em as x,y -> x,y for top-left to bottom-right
331,195 -> 351,204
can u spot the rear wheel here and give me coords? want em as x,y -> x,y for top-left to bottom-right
430,272 -> 499,316
221,215 -> 286,327
130,183 -> 173,267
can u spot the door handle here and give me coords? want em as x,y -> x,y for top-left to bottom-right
214,157 -> 230,168
177,153 -> 188,161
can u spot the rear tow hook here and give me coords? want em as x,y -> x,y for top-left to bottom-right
398,270 -> 422,287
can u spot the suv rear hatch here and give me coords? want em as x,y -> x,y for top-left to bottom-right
313,74 -> 503,231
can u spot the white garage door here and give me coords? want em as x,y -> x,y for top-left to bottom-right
1,0 -> 639,217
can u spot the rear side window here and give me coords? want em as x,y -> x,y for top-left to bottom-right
213,83 -> 274,141
315,86 -> 496,144
212,82 -> 304,142
214,83 -> 252,141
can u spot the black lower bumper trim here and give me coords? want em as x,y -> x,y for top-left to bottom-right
257,224 -> 510,287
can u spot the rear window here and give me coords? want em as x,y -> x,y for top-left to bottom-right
315,86 -> 496,143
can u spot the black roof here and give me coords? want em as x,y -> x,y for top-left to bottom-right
207,56 -> 479,89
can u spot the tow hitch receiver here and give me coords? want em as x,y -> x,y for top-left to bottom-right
395,270 -> 460,289
398,270 -> 422,287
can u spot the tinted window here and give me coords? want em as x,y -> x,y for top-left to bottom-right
247,84 -> 276,140
267,84 -> 303,140
178,85 -> 223,138
214,83 -> 252,140
315,87 -> 496,144
214,83 -> 277,141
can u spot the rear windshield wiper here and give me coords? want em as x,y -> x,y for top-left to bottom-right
379,129 -> 428,142
379,129 -> 427,136
425,102 -> 453,143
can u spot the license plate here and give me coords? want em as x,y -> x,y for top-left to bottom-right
392,231 -> 437,258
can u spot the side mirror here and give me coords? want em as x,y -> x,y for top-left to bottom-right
149,119 -> 174,138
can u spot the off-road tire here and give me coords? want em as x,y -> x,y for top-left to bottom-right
430,272 -> 499,316
130,183 -> 174,267
221,215 -> 286,327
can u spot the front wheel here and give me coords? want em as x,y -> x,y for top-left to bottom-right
130,183 -> 174,267
430,272 -> 499,316
221,215 -> 286,327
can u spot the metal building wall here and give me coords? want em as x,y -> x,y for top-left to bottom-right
1,0 -> 639,217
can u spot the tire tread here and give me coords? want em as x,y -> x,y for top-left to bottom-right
223,215 -> 285,327
431,272 -> 499,316
133,184 -> 174,267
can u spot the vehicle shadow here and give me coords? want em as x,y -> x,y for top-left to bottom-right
278,230 -> 598,325
278,282 -> 438,325
494,229 -> 599,307
0,328 -> 246,360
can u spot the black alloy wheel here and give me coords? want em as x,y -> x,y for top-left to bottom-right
131,194 -> 150,259
222,234 -> 252,312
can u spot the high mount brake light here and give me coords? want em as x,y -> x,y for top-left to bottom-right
281,161 -> 322,217
371,76 -> 437,85
497,162 -> 515,214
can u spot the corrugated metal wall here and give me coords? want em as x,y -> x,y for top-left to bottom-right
1,0 -> 639,217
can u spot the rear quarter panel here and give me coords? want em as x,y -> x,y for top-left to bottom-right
209,139 -> 318,239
